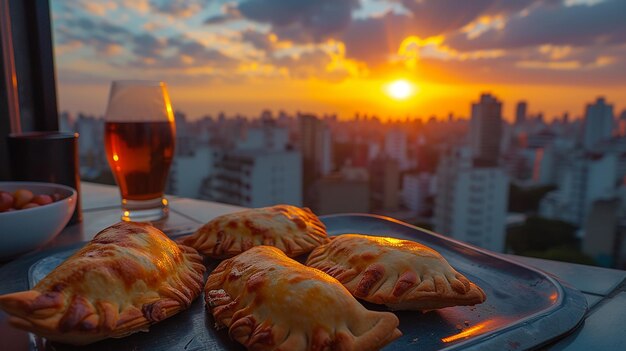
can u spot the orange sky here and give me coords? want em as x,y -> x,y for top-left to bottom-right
51,0 -> 626,122
57,78 -> 626,122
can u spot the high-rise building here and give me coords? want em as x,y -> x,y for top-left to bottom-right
237,119 -> 289,151
470,93 -> 503,165
402,172 -> 435,215
203,150 -> 302,207
532,146 -> 557,185
350,142 -> 370,167
59,111 -> 73,132
167,146 -> 213,198
174,111 -> 195,157
75,114 -> 104,159
368,142 -> 381,161
313,167 -> 370,215
583,198 -> 620,267
299,114 -> 333,204
583,97 -> 614,149
434,147 -> 509,252
515,101 -> 527,125
369,156 -> 400,211
385,129 -> 409,170
74,114 -> 106,177
527,129 -> 557,149
564,153 -> 617,226
539,152 -> 617,226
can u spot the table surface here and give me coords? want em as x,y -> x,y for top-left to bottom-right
1,182 -> 625,351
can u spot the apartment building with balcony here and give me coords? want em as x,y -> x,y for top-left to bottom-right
202,149 -> 302,208
434,147 -> 509,252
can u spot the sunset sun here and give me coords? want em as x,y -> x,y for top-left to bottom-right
385,79 -> 415,100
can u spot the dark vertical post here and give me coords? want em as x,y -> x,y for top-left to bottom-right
0,0 -> 20,180
0,0 -> 58,179
23,0 -> 58,131
4,0 -> 58,132
0,60 -> 12,180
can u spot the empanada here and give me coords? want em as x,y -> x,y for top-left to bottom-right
205,245 -> 402,351
183,205 -> 328,258
306,234 -> 486,311
0,222 -> 205,345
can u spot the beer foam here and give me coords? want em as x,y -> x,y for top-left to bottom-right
105,81 -> 175,122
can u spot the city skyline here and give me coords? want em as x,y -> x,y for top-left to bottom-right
59,92 -> 622,124
66,90 -> 626,267
50,0 -> 626,121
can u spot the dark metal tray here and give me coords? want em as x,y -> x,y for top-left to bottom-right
22,214 -> 586,350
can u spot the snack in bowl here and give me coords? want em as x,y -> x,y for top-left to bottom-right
0,222 -> 205,345
0,188 -> 61,211
205,245 -> 402,351
182,205 -> 329,258
0,182 -> 77,260
306,234 -> 486,310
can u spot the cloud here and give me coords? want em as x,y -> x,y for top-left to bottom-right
390,0 -> 546,37
446,0 -> 626,51
169,36 -> 233,64
143,21 -> 167,31
272,50 -> 334,79
338,0 -> 548,66
337,0 -> 626,78
52,0 -> 626,90
240,29 -> 274,51
406,40 -> 626,87
77,0 -> 118,16
516,60 -> 582,70
205,2 -> 241,24
127,35 -> 234,69
132,33 -> 166,59
149,0 -> 211,17
57,17 -> 170,62
55,15 -> 233,71
236,0 -> 360,42
340,12 -> 420,66
514,56 -> 618,71
62,17 -> 129,37
538,45 -> 573,60
55,18 -> 129,56
395,50 -> 626,87
397,0 -> 493,37
118,0 -> 151,13
204,14 -> 237,25
54,40 -> 83,56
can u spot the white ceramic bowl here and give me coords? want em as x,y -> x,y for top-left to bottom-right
0,182 -> 77,260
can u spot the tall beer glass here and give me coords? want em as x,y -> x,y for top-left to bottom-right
104,81 -> 175,221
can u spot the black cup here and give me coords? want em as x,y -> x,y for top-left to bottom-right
7,132 -> 82,224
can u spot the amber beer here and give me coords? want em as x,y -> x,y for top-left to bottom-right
104,121 -> 175,201
104,80 -> 175,221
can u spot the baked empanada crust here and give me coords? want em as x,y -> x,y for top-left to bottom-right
205,245 -> 402,351
0,222 -> 205,345
306,234 -> 486,311
183,205 -> 328,258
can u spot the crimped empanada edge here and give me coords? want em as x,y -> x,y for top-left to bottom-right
0,242 -> 206,345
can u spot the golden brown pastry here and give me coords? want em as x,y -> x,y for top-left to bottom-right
0,222 -> 205,345
182,205 -> 328,258
306,234 -> 486,311
205,245 -> 402,351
